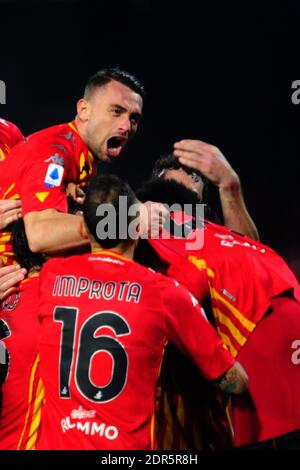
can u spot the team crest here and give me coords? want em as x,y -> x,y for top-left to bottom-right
2,292 -> 21,311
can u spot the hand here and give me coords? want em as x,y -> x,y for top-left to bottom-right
215,361 -> 248,395
66,183 -> 86,205
0,199 -> 22,230
173,139 -> 239,189
0,261 -> 27,300
140,201 -> 169,238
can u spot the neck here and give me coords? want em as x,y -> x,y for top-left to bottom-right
90,240 -> 135,261
74,116 -> 87,144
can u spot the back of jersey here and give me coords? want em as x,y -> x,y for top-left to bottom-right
36,251 -> 168,450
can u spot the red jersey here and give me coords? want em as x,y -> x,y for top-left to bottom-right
0,121 -> 96,265
149,213 -> 300,357
36,250 -> 234,450
232,296 -> 300,445
0,277 -> 42,450
0,118 -> 24,161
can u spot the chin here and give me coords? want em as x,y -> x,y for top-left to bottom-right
93,150 -> 109,163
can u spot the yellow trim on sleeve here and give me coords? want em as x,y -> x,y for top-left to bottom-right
213,307 -> 247,347
211,288 -> 256,332
217,330 -> 238,357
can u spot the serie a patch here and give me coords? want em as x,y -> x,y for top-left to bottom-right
44,163 -> 64,189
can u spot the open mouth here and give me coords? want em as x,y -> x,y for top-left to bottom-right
106,136 -> 127,159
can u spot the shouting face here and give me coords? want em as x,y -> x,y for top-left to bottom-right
77,80 -> 143,162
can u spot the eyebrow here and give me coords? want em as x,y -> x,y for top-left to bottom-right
110,104 -> 142,120
110,104 -> 127,111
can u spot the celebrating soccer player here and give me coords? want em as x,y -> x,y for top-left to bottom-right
35,174 -> 247,450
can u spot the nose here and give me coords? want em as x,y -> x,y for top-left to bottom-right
118,115 -> 131,134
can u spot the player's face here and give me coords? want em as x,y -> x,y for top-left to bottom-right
84,80 -> 143,162
163,169 -> 204,200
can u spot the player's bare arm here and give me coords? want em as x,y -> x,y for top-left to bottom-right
215,361 -> 248,394
0,200 -> 22,230
173,139 -> 259,240
23,209 -> 90,254
65,187 -> 169,238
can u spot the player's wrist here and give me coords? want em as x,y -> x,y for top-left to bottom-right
218,173 -> 240,192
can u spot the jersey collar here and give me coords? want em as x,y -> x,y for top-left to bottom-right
91,250 -> 133,263
68,120 -> 96,184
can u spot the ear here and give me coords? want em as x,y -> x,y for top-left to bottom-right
135,221 -> 142,237
79,219 -> 89,240
133,222 -> 141,251
76,98 -> 90,122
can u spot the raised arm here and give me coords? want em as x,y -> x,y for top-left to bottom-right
173,139 -> 259,240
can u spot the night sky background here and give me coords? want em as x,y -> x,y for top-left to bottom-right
1,0 -> 300,278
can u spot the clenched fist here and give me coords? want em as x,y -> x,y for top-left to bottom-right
140,201 -> 169,238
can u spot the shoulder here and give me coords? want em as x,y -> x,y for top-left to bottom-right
159,272 -> 201,312
40,257 -> 63,276
42,253 -> 87,274
23,123 -> 76,158
132,258 -> 171,284
0,118 -> 24,146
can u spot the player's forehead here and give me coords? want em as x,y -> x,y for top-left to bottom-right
164,168 -> 191,181
91,80 -> 143,113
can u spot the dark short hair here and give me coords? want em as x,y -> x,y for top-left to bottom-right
84,67 -> 145,99
83,174 -> 139,249
137,177 -> 221,224
137,178 -> 201,206
152,154 -> 205,183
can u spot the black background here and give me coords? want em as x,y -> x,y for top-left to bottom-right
1,0 -> 300,277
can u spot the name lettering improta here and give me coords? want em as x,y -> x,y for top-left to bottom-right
53,276 -> 142,303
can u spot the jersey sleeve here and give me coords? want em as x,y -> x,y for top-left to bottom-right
20,142 -> 70,216
0,118 -> 24,158
161,280 -> 234,381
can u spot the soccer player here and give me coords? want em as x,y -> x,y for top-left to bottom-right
0,190 -> 89,449
0,70 -> 165,449
0,68 -> 147,267
153,140 -> 259,240
137,160 -> 300,449
0,277 -> 41,450
35,174 -> 247,450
